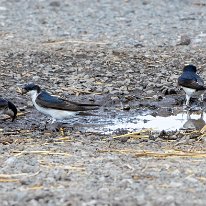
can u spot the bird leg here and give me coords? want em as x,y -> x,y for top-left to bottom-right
186,109 -> 191,120
201,94 -> 204,101
198,93 -> 204,108
185,94 -> 190,106
200,109 -> 204,119
183,94 -> 191,109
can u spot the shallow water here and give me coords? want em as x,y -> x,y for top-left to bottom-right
66,109 -> 206,134
105,112 -> 204,133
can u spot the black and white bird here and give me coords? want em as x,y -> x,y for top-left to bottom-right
0,98 -> 17,121
22,83 -> 100,123
178,65 -> 206,106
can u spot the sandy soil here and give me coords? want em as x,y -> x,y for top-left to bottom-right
1,0 -> 206,205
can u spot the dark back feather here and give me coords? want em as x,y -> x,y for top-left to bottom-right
36,91 -> 100,111
0,98 -> 8,109
178,70 -> 205,90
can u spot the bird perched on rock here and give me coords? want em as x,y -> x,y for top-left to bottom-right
178,65 -> 206,107
21,83 -> 100,123
0,98 -> 17,121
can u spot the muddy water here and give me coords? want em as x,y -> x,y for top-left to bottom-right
64,109 -> 206,134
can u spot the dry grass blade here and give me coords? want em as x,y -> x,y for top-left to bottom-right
200,125 -> 206,134
17,112 -> 29,117
99,149 -> 206,158
27,186 -> 44,190
0,178 -> 19,182
113,129 -> 152,139
54,136 -> 75,142
135,151 -> 206,158
16,87 -> 23,94
12,150 -> 72,157
0,171 -> 39,179
99,149 -> 139,154
55,137 -> 71,141
24,185 -> 63,191
0,112 -> 28,121
0,171 -> 40,178
59,128 -> 64,136
43,39 -> 110,45
0,171 -> 40,183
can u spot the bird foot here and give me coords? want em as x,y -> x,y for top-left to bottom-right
183,104 -> 191,111
47,118 -> 56,124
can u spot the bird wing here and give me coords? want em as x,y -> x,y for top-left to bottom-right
0,98 -> 8,109
195,74 -> 204,86
178,71 -> 205,90
36,91 -> 99,111
178,78 -> 205,90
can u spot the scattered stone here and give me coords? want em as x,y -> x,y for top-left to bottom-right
122,104 -> 131,110
49,1 -> 61,7
177,35 -> 191,46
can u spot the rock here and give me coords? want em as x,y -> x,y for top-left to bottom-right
122,104 -> 131,110
27,100 -> 33,107
185,176 -> 198,183
111,96 -> 119,104
177,35 -> 191,46
146,90 -> 154,95
5,157 -> 18,165
32,76 -> 40,81
49,1 -> 61,7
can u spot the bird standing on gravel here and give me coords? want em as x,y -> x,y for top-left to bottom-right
178,65 -> 206,107
21,83 -> 100,123
0,98 -> 17,121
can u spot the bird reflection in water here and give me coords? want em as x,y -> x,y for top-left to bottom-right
183,109 -> 205,130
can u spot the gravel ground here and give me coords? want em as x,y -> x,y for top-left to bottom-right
1,0 -> 206,205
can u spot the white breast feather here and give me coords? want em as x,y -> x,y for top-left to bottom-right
182,87 -> 196,97
182,87 -> 204,97
28,90 -> 76,120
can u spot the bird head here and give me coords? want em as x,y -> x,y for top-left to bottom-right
22,83 -> 41,95
183,65 -> 197,73
6,101 -> 17,121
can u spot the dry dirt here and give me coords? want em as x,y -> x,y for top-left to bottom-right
1,0 -> 206,206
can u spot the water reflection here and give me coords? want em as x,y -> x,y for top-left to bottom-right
67,109 -> 206,134
182,110 -> 205,130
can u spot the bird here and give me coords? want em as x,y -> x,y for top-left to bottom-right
21,83 -> 100,123
0,98 -> 17,121
178,65 -> 206,107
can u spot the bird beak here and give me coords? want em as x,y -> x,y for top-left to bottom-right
21,88 -> 28,95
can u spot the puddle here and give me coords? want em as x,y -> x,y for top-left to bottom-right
105,112 -> 205,133
64,109 -> 206,134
